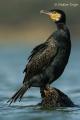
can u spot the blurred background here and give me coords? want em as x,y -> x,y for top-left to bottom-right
0,0 -> 80,120
0,0 -> 80,44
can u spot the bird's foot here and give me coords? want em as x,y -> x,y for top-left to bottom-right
40,85 -> 53,98
44,87 -> 53,97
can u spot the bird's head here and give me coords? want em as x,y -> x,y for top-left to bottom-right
40,9 -> 66,24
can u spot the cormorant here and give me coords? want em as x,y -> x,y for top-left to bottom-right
8,9 -> 71,104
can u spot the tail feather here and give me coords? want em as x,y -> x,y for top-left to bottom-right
7,83 -> 30,105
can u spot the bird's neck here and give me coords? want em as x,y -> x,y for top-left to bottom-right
56,23 -> 70,40
56,23 -> 66,30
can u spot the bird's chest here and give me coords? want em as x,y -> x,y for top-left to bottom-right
53,29 -> 69,43
50,31 -> 71,69
54,30 -> 70,54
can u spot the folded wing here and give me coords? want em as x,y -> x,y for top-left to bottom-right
23,37 -> 58,83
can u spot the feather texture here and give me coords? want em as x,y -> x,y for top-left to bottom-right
23,36 -> 58,83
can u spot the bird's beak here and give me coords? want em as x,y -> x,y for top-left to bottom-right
40,10 -> 52,16
40,10 -> 61,22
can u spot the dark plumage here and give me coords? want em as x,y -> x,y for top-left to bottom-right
8,9 -> 71,104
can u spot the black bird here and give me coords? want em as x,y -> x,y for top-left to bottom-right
8,9 -> 71,104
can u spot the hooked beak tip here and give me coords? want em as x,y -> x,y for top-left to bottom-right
40,10 -> 50,15
40,10 -> 44,14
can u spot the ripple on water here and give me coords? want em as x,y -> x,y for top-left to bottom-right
1,97 -> 80,120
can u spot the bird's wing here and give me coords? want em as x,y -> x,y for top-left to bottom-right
23,43 -> 47,73
28,43 -> 48,62
23,37 -> 59,83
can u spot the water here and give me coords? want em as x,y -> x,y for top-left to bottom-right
0,41 -> 80,120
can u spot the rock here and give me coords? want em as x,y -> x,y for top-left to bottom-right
39,87 -> 75,108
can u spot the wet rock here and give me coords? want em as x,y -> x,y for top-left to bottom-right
39,87 -> 75,108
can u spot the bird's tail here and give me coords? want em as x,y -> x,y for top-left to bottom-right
7,83 -> 31,105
